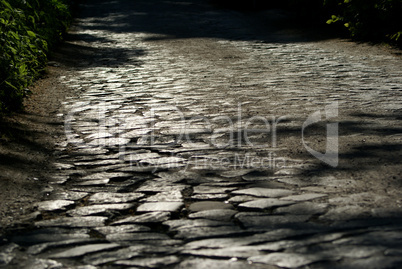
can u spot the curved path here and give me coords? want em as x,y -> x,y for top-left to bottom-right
1,0 -> 402,268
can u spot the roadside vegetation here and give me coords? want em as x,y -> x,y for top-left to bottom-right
324,0 -> 401,45
0,0 -> 71,114
213,0 -> 401,46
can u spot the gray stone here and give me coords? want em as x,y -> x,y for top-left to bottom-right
193,185 -> 237,194
114,256 -> 180,268
94,224 -> 151,235
137,202 -> 184,212
174,226 -> 246,240
384,248 -> 402,256
49,243 -> 121,258
124,152 -> 160,162
280,193 -> 327,201
89,192 -> 144,204
35,216 -> 107,228
164,219 -> 232,230
53,163 -> 75,170
11,228 -> 90,244
88,137 -> 130,146
327,245 -> 385,259
140,156 -> 186,166
79,172 -> 131,181
75,179 -> 110,186
112,212 -> 171,224
335,255 -> 402,269
68,203 -> 135,216
106,232 -> 171,241
319,205 -> 369,221
219,169 -> 254,178
74,159 -> 123,167
275,202 -> 328,215
0,243 -> 18,266
192,193 -> 229,200
182,246 -> 263,258
248,253 -> 323,268
188,209 -> 237,221
136,181 -> 186,193
48,175 -> 69,185
83,245 -> 162,265
238,198 -> 295,210
242,174 -> 271,182
176,258 -> 256,269
35,200 -> 75,211
232,188 -> 293,198
24,259 -> 65,269
189,201 -> 235,212
276,177 -> 313,186
236,213 -> 310,228
227,195 -> 256,203
27,238 -> 102,255
50,191 -> 88,201
144,190 -> 183,202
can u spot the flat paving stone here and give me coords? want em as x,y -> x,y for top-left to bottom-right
94,224 -> 151,235
188,209 -> 237,221
189,201 -> 235,212
193,185 -> 237,194
174,226 -> 247,240
232,188 -> 293,198
23,259 -> 65,269
236,213 -> 311,229
67,203 -> 135,216
136,202 -> 184,212
275,202 -> 329,215
176,258 -> 264,269
36,200 -> 75,211
112,212 -> 171,225
49,243 -> 121,258
192,193 -> 229,200
248,253 -> 323,268
106,232 -> 171,241
35,216 -> 107,228
79,172 -> 131,181
227,195 -> 256,203
88,192 -> 144,204
49,191 -> 88,201
280,193 -> 327,201
114,255 -> 180,268
144,190 -> 184,202
182,246 -> 263,259
83,245 -> 172,265
238,198 -> 295,210
27,238 -> 103,255
164,219 -> 233,230
11,228 -> 90,245
183,228 -> 314,250
0,243 -> 18,266
75,179 -> 110,186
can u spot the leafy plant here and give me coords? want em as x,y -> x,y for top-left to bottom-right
0,0 -> 71,113
325,0 -> 402,44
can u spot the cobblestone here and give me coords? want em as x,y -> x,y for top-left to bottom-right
1,0 -> 401,268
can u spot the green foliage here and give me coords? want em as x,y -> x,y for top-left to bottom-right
325,0 -> 402,44
0,0 -> 71,113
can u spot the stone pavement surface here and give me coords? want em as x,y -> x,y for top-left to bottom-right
1,0 -> 402,268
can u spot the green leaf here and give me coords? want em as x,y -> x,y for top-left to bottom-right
5,80 -> 18,90
26,30 -> 36,38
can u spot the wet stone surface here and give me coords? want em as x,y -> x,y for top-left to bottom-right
1,0 -> 402,268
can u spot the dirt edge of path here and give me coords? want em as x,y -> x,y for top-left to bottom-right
0,63 -> 74,234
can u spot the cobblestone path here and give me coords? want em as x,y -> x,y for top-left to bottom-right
1,0 -> 402,268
